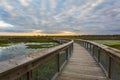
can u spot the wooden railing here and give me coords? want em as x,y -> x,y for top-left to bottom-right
75,39 -> 120,80
0,39 -> 73,80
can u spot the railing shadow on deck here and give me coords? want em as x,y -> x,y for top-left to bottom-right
75,39 -> 120,80
0,39 -> 73,80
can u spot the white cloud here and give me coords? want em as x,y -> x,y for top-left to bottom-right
0,0 -> 120,34
1,1 -> 13,10
76,0 -> 104,19
19,0 -> 30,6
0,20 -> 14,28
49,0 -> 57,10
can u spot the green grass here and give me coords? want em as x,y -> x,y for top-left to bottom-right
93,40 -> 120,50
0,43 -> 8,47
0,36 -> 54,47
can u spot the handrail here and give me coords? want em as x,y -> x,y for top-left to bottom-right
53,38 -> 72,44
0,39 -> 73,80
75,39 -> 120,80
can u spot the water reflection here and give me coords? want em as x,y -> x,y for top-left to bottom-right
0,43 -> 36,61
0,42 -> 57,61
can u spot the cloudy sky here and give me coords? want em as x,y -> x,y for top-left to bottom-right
0,0 -> 120,35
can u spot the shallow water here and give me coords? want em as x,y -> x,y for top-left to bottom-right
0,42 -> 55,61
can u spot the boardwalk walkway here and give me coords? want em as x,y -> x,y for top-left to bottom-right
57,43 -> 107,80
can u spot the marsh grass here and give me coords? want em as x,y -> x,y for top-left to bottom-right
0,36 -> 54,47
0,43 -> 8,47
26,43 -> 58,49
93,40 -> 120,50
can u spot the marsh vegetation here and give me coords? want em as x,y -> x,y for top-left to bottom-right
0,36 -> 58,61
93,40 -> 120,50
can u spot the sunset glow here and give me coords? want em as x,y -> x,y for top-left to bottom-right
0,31 -> 78,36
0,0 -> 120,35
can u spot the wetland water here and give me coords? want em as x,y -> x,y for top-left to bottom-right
0,42 -> 57,61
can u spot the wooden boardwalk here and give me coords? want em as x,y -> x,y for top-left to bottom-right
57,43 -> 107,80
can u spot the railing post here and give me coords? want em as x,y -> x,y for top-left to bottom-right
86,43 -> 88,50
98,48 -> 100,62
85,42 -> 87,48
92,45 -> 94,56
57,53 -> 60,72
90,44 -> 92,53
90,43 -> 92,53
71,43 -> 73,53
108,57 -> 111,79
89,43 -> 91,52
70,46 -> 72,55
27,70 -> 32,80
66,48 -> 69,60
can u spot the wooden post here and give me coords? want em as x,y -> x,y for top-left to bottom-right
66,48 -> 69,60
108,57 -> 111,79
71,44 -> 73,53
86,43 -> 88,50
72,43 -> 73,53
98,48 -> 100,62
57,53 -> 60,72
71,44 -> 73,54
92,46 -> 94,56
90,43 -> 91,53
27,70 -> 32,80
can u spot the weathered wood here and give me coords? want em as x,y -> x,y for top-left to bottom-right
75,39 -> 120,80
57,43 -> 106,80
27,70 -> 32,80
0,40 -> 73,80
76,39 -> 120,63
1,38 -> 119,80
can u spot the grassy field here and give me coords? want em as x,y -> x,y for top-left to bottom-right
93,40 -> 120,50
0,36 -> 54,47
26,43 -> 58,49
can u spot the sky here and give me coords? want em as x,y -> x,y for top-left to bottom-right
0,0 -> 120,36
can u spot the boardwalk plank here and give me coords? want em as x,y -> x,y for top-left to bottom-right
57,43 -> 106,80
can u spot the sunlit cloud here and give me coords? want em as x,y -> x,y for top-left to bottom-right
0,0 -> 120,35
58,31 -> 77,35
0,31 -> 77,36
32,30 -> 43,33
19,0 -> 30,6
0,20 -> 14,28
1,0 -> 13,10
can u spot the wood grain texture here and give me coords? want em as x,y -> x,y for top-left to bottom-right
57,43 -> 107,80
